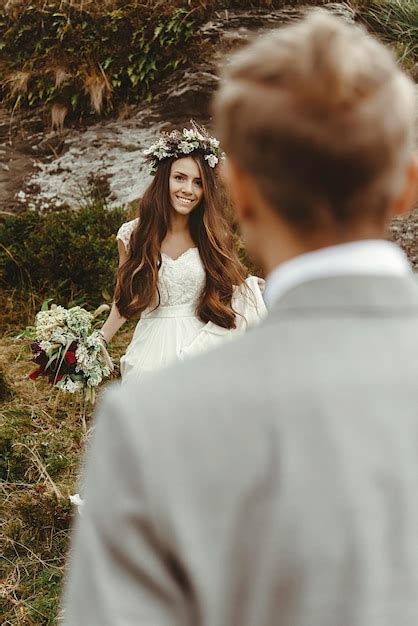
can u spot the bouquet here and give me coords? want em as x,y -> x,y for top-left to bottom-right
25,302 -> 113,404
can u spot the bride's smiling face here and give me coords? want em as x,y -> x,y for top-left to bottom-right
169,157 -> 204,216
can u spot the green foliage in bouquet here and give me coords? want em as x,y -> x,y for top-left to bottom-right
0,203 -> 126,306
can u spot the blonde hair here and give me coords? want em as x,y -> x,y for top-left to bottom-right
214,10 -> 416,232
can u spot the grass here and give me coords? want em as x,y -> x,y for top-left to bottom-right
0,289 -> 136,625
351,0 -> 418,69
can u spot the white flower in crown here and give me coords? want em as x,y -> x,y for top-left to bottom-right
178,140 -> 196,154
205,153 -> 219,168
182,128 -> 197,141
143,138 -> 171,161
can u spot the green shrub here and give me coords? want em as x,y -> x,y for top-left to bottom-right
0,1 -> 199,120
0,203 -> 127,306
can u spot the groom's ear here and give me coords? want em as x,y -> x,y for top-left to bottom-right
221,158 -> 258,225
390,154 -> 418,218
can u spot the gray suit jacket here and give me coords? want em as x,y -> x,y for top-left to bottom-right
63,275 -> 418,626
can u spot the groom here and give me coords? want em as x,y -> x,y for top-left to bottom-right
63,11 -> 418,626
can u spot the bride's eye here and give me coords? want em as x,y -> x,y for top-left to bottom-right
175,175 -> 184,181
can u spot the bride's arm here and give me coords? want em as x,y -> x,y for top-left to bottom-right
99,240 -> 128,344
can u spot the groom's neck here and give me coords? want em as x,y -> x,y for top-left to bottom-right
260,218 -> 388,275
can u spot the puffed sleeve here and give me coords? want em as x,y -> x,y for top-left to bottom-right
116,218 -> 139,251
179,275 -> 267,360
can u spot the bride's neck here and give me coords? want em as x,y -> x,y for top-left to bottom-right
169,213 -> 190,235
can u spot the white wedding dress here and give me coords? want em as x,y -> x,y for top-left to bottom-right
117,218 -> 267,383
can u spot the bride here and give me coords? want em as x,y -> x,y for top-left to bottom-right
99,124 -> 266,382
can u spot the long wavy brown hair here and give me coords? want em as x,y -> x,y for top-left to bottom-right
115,152 -> 248,329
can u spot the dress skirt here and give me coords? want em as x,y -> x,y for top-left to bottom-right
120,303 -> 204,381
120,275 -> 267,383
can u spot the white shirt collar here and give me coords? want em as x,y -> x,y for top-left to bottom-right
264,240 -> 412,309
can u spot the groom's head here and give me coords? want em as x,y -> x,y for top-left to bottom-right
214,11 -> 417,272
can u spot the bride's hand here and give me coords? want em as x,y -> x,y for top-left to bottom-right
256,276 -> 266,293
97,331 -> 114,373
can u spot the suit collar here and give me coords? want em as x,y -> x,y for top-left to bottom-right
264,240 -> 411,309
264,274 -> 418,322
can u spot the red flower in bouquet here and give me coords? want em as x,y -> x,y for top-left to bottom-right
48,371 -> 63,383
29,340 -> 77,382
29,367 -> 44,380
64,350 -> 77,366
29,343 -> 48,380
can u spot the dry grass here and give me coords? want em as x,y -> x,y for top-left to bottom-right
50,103 -> 68,133
5,70 -> 31,97
83,69 -> 113,114
52,68 -> 71,89
0,291 -> 136,625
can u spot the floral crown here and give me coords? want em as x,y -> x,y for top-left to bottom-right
143,122 -> 224,175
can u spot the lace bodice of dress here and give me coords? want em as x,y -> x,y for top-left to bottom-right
116,218 -> 206,307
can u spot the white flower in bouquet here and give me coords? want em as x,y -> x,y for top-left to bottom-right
75,343 -> 98,374
56,378 -> 84,394
35,305 -> 67,341
66,306 -> 94,338
50,327 -> 76,346
75,331 -> 111,382
86,367 -> 108,388
39,339 -> 54,353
